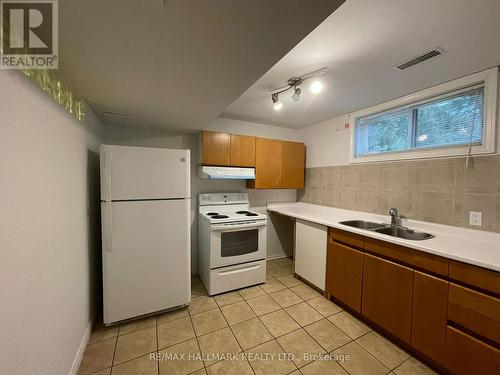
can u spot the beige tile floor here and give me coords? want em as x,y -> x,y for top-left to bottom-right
78,258 -> 439,375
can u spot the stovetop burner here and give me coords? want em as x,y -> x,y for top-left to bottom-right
236,210 -> 250,214
206,212 -> 219,216
211,215 -> 229,219
245,213 -> 258,216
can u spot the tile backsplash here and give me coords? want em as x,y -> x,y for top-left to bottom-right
298,155 -> 500,232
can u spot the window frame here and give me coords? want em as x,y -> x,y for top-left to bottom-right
349,67 -> 498,163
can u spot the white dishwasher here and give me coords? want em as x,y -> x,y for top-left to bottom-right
294,219 -> 327,290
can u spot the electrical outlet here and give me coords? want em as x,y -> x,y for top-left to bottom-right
469,211 -> 482,226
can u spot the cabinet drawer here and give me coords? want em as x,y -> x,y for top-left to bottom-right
328,228 -> 364,249
364,237 -> 448,277
449,261 -> 500,296
448,283 -> 500,344
445,326 -> 500,375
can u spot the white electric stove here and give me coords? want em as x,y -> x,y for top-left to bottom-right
198,193 -> 267,295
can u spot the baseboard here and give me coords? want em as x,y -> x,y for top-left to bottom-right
266,254 -> 292,261
68,316 -> 94,375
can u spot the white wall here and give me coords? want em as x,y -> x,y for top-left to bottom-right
0,71 -> 103,375
302,74 -> 500,168
206,117 -> 304,141
301,114 -> 350,167
103,118 -> 302,272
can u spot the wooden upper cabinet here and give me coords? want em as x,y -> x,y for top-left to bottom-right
411,271 -> 449,363
326,239 -> 364,312
202,131 -> 230,166
281,141 -> 305,189
248,138 -> 305,189
230,134 -> 255,167
201,130 -> 304,189
362,253 -> 414,343
248,138 -> 282,189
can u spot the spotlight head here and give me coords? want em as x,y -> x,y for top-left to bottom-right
272,93 -> 282,111
291,87 -> 301,102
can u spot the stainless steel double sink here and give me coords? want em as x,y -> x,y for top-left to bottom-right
339,220 -> 435,241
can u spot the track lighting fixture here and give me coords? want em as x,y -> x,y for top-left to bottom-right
270,67 -> 327,110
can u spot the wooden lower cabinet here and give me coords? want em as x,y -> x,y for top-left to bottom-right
362,253 -> 414,343
449,260 -> 500,295
448,283 -> 500,345
411,271 -> 448,362
445,326 -> 500,375
325,240 -> 364,312
326,228 -> 500,374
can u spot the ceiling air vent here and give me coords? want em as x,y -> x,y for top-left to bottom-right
395,48 -> 445,71
103,112 -> 151,129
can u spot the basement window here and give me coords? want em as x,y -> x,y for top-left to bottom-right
350,68 -> 497,162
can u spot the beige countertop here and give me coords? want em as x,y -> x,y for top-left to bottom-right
267,202 -> 500,272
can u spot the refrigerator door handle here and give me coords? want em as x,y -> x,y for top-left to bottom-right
103,202 -> 115,252
103,151 -> 112,202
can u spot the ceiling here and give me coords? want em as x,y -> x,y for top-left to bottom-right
58,0 -> 345,130
223,0 -> 500,129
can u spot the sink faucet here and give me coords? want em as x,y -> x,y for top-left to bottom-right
389,208 -> 400,228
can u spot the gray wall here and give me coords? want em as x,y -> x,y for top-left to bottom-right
0,70 -> 104,375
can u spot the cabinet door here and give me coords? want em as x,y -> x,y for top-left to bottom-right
281,141 -> 305,188
326,239 -> 364,312
411,271 -> 448,362
362,253 -> 414,343
295,219 -> 327,290
202,131 -> 230,166
250,138 -> 282,189
230,134 -> 255,167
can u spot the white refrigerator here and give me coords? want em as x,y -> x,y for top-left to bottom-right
100,145 -> 191,325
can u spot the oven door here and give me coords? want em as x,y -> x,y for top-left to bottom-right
209,221 -> 267,269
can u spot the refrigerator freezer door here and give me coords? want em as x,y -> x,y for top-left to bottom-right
102,199 -> 191,324
101,145 -> 190,201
